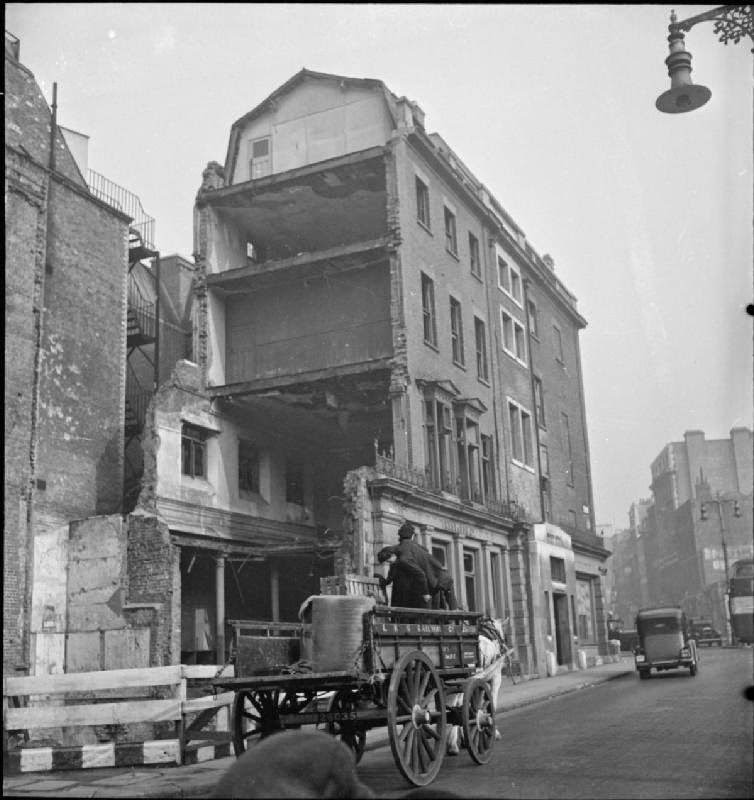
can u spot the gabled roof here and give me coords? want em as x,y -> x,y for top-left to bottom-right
224,68 -> 399,180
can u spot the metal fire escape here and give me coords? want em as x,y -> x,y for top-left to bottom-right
87,169 -> 159,512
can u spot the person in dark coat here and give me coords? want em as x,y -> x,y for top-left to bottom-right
377,546 -> 430,609
394,522 -> 458,608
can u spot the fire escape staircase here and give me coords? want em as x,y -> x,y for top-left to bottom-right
87,169 -> 159,511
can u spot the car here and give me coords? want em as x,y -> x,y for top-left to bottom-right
690,622 -> 723,647
634,606 -> 698,680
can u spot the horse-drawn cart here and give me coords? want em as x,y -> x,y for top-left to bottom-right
213,599 -> 502,786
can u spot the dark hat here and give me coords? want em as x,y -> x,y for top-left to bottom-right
398,522 -> 415,540
377,546 -> 397,563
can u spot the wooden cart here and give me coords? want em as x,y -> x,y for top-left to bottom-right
214,606 -> 502,787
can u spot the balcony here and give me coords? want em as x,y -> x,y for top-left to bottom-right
373,448 -> 524,522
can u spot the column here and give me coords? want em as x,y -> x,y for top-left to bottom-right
481,541 -> 494,616
215,555 -> 225,664
270,562 -> 280,622
453,533 -> 466,610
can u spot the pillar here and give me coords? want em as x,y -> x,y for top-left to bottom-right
215,555 -> 225,663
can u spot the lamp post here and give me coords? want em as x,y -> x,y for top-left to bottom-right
656,5 -> 753,113
699,492 -> 743,644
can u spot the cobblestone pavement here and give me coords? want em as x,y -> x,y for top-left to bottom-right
3,657 -> 634,798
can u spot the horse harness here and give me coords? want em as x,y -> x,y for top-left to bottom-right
479,618 -> 507,652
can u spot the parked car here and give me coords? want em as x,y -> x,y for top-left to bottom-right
634,606 -> 698,680
690,621 -> 722,647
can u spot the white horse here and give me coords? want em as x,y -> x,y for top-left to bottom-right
446,617 -> 509,755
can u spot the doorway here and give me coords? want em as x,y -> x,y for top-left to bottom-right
553,592 -> 572,666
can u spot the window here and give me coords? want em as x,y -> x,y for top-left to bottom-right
285,459 -> 304,505
416,177 -> 430,228
550,556 -> 566,584
463,549 -> 478,612
456,415 -> 481,501
490,551 -> 504,618
444,206 -> 457,255
421,273 -> 437,347
576,577 -> 596,642
527,299 -> 539,338
481,434 -> 494,501
497,254 -> 522,304
181,423 -> 207,478
474,317 -> 488,382
561,412 -> 574,486
533,376 -> 545,426
469,233 -> 481,277
539,443 -> 550,476
238,440 -> 259,493
569,509 -> 578,529
553,324 -> 565,363
497,257 -> 510,293
249,136 -> 271,179
501,309 -> 527,365
450,296 -> 464,365
431,542 -> 450,569
508,400 -> 534,468
425,399 -> 454,491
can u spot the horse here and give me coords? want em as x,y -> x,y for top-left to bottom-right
446,616 -> 510,756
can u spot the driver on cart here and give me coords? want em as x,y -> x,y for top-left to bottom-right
377,546 -> 431,609
394,522 -> 458,610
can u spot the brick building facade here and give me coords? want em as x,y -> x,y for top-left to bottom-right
138,70 -> 609,675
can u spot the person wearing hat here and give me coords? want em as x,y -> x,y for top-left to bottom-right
394,522 -> 455,608
377,545 -> 431,608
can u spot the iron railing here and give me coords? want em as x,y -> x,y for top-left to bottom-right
127,276 -> 156,340
373,448 -> 523,521
87,169 -> 155,251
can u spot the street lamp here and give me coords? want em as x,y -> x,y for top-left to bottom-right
699,492 -> 743,644
656,5 -> 753,113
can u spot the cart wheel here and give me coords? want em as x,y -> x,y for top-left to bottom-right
231,689 -> 281,756
387,650 -> 447,786
326,689 -> 367,763
462,679 -> 496,765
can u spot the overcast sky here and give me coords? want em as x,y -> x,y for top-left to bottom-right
6,3 -> 752,529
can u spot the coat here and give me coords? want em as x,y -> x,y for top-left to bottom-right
383,557 -> 429,609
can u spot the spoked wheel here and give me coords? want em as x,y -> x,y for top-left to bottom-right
387,650 -> 447,786
462,679 -> 496,765
326,689 -> 367,763
231,688 -> 282,756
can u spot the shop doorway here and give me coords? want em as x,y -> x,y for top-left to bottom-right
553,591 -> 572,666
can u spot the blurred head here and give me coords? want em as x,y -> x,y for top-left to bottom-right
378,546 -> 397,564
212,730 -> 374,798
398,522 -> 415,540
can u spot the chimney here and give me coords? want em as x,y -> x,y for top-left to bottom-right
5,31 -> 20,61
542,253 -> 555,271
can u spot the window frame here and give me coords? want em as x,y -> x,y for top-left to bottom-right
463,547 -> 479,612
527,298 -> 539,338
444,206 -> 458,256
449,295 -> 465,366
468,232 -> 481,278
500,308 -> 528,366
474,316 -> 489,383
238,439 -> 260,494
181,423 -> 208,479
508,398 -> 535,470
421,272 -> 438,348
533,376 -> 546,427
497,251 -> 523,306
416,176 -> 431,230
249,136 -> 271,179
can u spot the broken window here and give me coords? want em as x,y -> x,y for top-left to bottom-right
285,459 -> 304,505
182,423 -> 207,478
238,440 -> 259,493
249,136 -> 271,179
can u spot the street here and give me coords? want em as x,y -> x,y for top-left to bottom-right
357,647 -> 753,799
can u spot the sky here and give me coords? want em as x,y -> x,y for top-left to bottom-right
6,3 -> 752,530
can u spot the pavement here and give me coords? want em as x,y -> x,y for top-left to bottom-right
2,656 -> 635,798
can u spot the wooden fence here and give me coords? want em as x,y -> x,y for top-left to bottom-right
3,664 -> 235,774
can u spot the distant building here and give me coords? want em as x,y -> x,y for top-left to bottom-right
617,429 -> 753,635
136,69 -> 609,674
